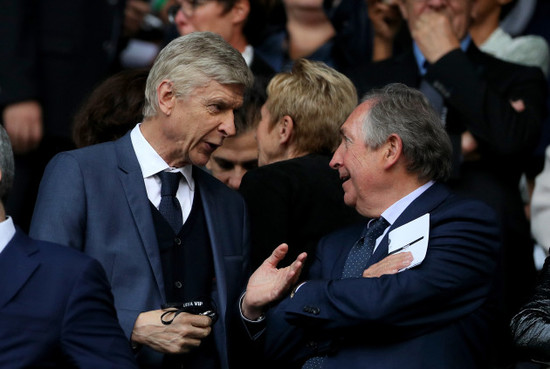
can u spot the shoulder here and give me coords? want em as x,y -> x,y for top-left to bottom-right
195,166 -> 245,203
48,140 -> 117,168
30,236 -> 98,267
482,29 -> 549,74
14,231 -> 103,276
247,155 -> 332,182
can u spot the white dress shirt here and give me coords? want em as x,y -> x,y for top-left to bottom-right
374,180 -> 434,252
130,124 -> 194,222
0,216 -> 16,255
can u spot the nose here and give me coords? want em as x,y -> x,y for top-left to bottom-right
229,165 -> 248,190
220,112 -> 237,137
329,144 -> 343,170
174,6 -> 190,31
425,0 -> 446,9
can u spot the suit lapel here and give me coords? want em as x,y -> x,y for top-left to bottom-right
0,230 -> 40,308
115,133 -> 165,300
369,183 -> 451,265
194,168 -> 228,316
194,167 -> 230,369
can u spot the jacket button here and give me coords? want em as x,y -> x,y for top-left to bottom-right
306,341 -> 318,349
174,237 -> 182,246
303,305 -> 320,315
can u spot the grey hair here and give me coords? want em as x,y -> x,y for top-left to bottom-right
0,125 -> 15,202
361,83 -> 452,182
143,32 -> 254,118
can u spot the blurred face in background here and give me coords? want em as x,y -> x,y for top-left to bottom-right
206,129 -> 258,190
173,0 -> 245,42
399,0 -> 474,40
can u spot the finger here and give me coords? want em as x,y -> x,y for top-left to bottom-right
175,312 -> 213,328
171,320 -> 212,339
265,243 -> 289,267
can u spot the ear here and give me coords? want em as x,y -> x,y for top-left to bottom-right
397,0 -> 409,21
382,134 -> 403,169
278,115 -> 294,145
231,0 -> 250,25
157,80 -> 176,116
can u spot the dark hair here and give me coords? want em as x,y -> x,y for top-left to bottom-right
213,0 -> 272,46
234,78 -> 267,134
73,68 -> 149,148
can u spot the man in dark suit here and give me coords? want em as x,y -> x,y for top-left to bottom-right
239,58 -> 362,273
349,0 -> 546,360
0,126 -> 137,368
30,32 -> 253,369
241,84 -> 501,368
0,0 -> 128,231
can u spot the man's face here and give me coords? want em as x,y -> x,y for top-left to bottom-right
162,81 -> 243,167
399,0 -> 474,40
174,0 -> 236,41
329,102 -> 387,218
206,129 -> 258,190
255,104 -> 281,166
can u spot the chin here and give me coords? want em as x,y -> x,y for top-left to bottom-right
343,194 -> 356,209
189,153 -> 211,167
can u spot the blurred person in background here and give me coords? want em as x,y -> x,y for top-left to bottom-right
239,58 -> 362,274
207,79 -> 267,190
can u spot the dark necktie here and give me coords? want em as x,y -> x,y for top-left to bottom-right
419,79 -> 445,121
341,217 -> 390,279
302,217 -> 390,369
158,171 -> 183,233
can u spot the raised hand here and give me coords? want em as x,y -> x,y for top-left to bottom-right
242,244 -> 307,320
367,0 -> 403,61
409,10 -> 460,63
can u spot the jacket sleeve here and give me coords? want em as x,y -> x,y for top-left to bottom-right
0,0 -> 39,107
62,257 -> 138,369
29,152 -> 87,250
425,48 -> 547,156
261,198 -> 500,363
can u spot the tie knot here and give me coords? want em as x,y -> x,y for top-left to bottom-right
158,171 -> 181,197
366,217 -> 389,241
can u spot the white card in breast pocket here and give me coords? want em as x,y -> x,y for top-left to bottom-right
388,213 -> 430,271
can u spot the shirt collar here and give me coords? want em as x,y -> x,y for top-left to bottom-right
130,124 -> 194,190
0,216 -> 16,255
414,34 -> 472,75
242,45 -> 253,67
381,181 -> 435,226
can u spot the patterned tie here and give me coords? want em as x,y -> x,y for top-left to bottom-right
341,217 -> 390,279
419,79 -> 444,121
158,171 -> 183,233
302,217 -> 390,369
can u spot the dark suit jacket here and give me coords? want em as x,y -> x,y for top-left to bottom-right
0,0 -> 124,140
350,43 -> 546,315
260,183 -> 501,369
29,132 -> 251,369
239,153 -> 362,272
250,50 -> 275,84
0,228 -> 137,369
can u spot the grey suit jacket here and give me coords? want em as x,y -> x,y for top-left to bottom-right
30,132 -> 251,368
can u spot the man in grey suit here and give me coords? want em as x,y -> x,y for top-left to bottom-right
30,32 -> 253,369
